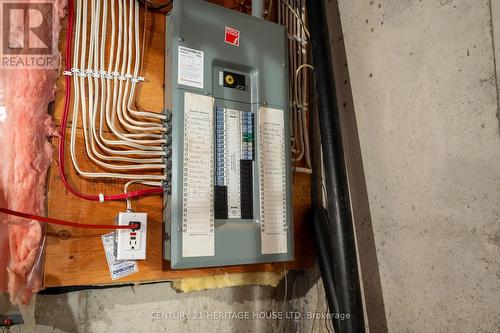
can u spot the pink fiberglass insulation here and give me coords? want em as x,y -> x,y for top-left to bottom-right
0,0 -> 66,305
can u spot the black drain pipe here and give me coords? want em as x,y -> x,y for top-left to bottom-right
306,0 -> 366,332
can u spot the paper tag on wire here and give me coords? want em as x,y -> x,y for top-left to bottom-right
101,232 -> 138,280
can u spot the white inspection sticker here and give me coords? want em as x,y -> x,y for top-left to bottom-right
101,232 -> 138,280
182,92 -> 215,257
259,107 -> 288,254
178,46 -> 204,89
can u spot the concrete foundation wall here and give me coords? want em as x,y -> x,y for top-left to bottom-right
337,0 -> 500,331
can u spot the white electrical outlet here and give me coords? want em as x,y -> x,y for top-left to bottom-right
116,212 -> 147,260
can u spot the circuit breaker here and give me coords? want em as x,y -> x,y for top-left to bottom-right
163,0 -> 293,269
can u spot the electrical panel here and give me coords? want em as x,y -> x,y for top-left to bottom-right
163,0 -> 293,269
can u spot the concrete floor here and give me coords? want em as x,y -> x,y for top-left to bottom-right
0,271 -> 330,333
2,0 -> 500,332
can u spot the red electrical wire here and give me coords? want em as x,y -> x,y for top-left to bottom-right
0,207 -> 138,230
58,0 -> 164,202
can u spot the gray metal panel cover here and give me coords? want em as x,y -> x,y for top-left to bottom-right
164,0 -> 293,269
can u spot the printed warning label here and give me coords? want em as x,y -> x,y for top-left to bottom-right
178,46 -> 204,89
225,27 -> 240,46
101,232 -> 138,280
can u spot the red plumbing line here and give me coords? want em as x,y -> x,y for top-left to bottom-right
0,208 -> 138,230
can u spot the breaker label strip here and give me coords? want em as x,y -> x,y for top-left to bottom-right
259,107 -> 288,254
182,92 -> 215,257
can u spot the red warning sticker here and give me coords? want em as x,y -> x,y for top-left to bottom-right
225,27 -> 240,46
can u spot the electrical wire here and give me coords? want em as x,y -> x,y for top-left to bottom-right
266,0 -> 273,18
94,0 -> 164,156
123,0 -> 166,126
71,0 -> 166,170
279,266 -> 289,333
115,0 -> 165,132
99,0 -> 166,148
324,304 -> 333,333
124,180 -> 162,210
294,63 -> 314,173
69,0 -> 165,176
58,0 -> 164,201
310,266 -> 321,332
138,0 -> 172,11
72,0 -> 167,170
280,0 -> 312,174
125,0 -> 167,120
282,0 -> 310,38
0,207 -> 139,230
98,0 -> 165,146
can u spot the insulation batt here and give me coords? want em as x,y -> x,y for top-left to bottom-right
0,0 -> 66,305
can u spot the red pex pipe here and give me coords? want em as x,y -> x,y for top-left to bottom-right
0,208 -> 138,230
